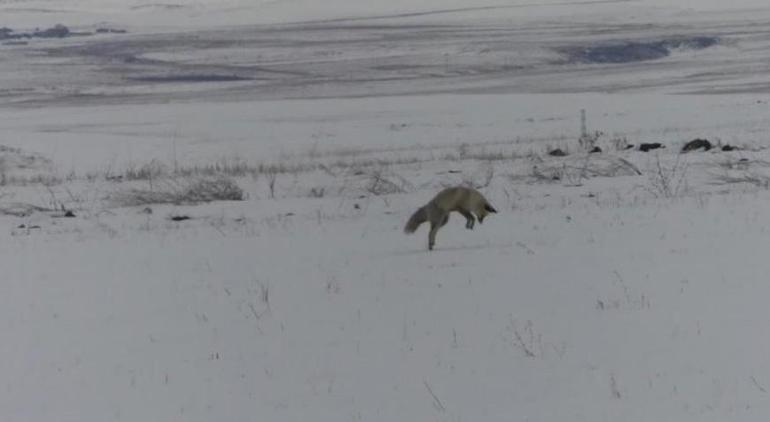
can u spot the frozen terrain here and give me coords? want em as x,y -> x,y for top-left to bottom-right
4,1 -> 770,421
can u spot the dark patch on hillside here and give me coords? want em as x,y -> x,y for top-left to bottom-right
127,74 -> 253,83
0,24 -> 79,40
0,24 -> 127,43
562,36 -> 719,64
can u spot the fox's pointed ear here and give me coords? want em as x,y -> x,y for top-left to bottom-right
485,204 -> 497,213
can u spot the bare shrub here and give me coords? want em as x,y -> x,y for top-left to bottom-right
506,318 -> 547,358
365,168 -> 410,195
579,130 -> 603,151
109,176 -> 244,207
457,142 -> 470,159
309,187 -> 326,198
506,317 -> 566,360
611,136 -> 632,151
596,270 -> 651,311
177,159 -> 260,179
511,320 -> 541,358
0,174 -> 63,186
710,158 -> 770,188
112,159 -> 274,183
0,202 -> 51,217
528,155 -> 641,185
124,160 -> 168,181
265,166 -> 278,199
610,374 -> 622,399
183,177 -> 244,202
645,153 -> 689,198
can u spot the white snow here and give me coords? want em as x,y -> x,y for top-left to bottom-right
3,1 -> 770,421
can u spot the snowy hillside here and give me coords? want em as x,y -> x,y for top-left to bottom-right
3,1 -> 770,421
2,0 -> 770,28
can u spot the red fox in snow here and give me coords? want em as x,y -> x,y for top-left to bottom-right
404,186 -> 497,250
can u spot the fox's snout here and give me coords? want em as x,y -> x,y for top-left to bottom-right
478,203 -> 497,224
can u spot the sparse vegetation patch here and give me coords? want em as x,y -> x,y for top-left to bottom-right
108,176 -> 244,207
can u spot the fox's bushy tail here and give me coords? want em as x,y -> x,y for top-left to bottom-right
404,206 -> 427,234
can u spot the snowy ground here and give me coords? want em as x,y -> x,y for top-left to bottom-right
4,1 -> 770,421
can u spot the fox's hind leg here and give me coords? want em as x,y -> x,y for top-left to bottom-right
428,224 -> 438,250
428,213 -> 449,250
458,209 -> 475,230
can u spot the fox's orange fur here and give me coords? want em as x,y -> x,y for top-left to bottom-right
404,186 -> 497,250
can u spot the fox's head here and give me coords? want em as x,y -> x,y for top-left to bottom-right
477,203 -> 497,223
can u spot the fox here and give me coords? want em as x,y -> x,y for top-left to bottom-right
404,186 -> 497,250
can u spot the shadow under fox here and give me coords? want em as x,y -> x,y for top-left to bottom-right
404,186 -> 497,250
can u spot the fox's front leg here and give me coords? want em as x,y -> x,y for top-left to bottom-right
458,209 -> 475,230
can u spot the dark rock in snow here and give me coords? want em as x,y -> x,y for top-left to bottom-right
639,143 -> 664,152
681,138 -> 712,152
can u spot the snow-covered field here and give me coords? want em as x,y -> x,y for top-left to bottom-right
5,1 -> 770,421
